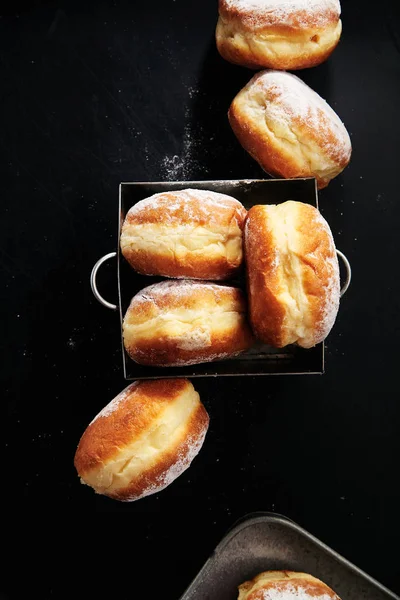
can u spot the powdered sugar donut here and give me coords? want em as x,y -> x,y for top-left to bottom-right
216,0 -> 342,70
120,189 -> 247,281
229,70 -> 351,189
238,571 -> 341,600
74,379 -> 209,501
122,280 -> 254,366
245,201 -> 340,348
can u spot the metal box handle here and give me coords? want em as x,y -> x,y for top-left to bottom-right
90,249 -> 351,310
90,252 -> 117,310
337,249 -> 351,297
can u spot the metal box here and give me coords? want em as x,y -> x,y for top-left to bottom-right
91,178 -> 351,379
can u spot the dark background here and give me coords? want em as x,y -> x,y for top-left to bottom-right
1,0 -> 400,597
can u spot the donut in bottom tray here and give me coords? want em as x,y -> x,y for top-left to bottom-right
238,571 -> 341,600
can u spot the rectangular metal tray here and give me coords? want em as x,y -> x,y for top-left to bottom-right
118,178 -> 324,380
179,513 -> 399,600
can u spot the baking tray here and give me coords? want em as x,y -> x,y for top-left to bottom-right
180,513 -> 399,600
90,178 -> 351,380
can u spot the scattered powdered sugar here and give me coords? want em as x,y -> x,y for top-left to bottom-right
255,584 -> 335,600
126,188 -> 245,225
161,127 -> 198,181
90,382 -> 139,425
252,70 -> 351,162
160,87 -> 210,181
222,0 -> 341,28
161,155 -> 188,180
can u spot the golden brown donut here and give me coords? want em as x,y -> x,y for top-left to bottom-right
228,70 -> 352,189
120,189 -> 247,281
74,379 -> 209,501
216,0 -> 342,70
245,201 -> 340,348
238,571 -> 341,600
123,280 -> 254,366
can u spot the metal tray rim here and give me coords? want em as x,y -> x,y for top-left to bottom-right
118,177 -> 318,188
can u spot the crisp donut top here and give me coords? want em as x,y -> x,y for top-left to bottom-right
219,0 -> 341,29
124,189 -> 246,227
129,280 -> 244,312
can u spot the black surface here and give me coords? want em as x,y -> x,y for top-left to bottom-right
1,0 -> 400,598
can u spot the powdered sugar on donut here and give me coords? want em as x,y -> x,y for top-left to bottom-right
315,248 -> 340,342
222,0 -> 341,28
125,189 -> 246,226
252,70 -> 351,163
311,210 -> 340,343
132,279 -> 237,306
255,584 -> 336,600
90,382 -> 139,425
317,253 -> 339,339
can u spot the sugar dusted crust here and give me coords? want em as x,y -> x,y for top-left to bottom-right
74,379 -> 210,501
228,70 -> 351,188
216,0 -> 341,70
123,280 -> 254,366
120,189 -> 247,281
219,0 -> 341,29
245,201 -> 340,348
238,571 -> 341,600
123,189 -> 246,226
